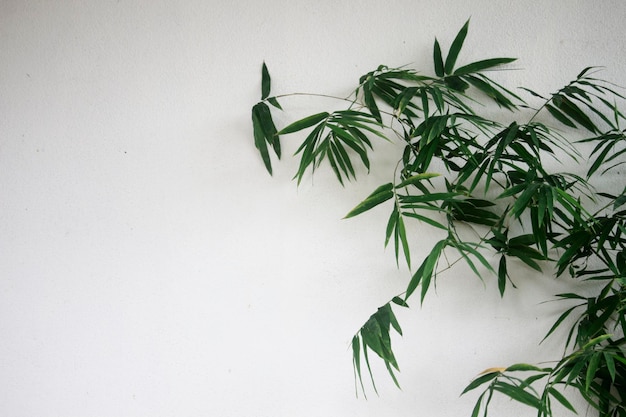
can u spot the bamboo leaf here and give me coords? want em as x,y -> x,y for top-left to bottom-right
267,96 -> 282,110
433,39 -> 444,77
352,335 -> 366,397
406,239 -> 447,302
255,101 -> 281,158
344,183 -> 394,218
461,371 -> 500,395
252,104 -> 273,174
261,62 -> 271,100
402,212 -> 448,230
492,381 -> 541,409
454,58 -> 516,75
558,96 -> 598,133
397,215 -> 411,268
498,256 -> 507,296
603,351 -> 616,382
385,205 -> 399,248
470,393 -> 484,417
585,352 -> 602,392
546,104 -> 577,128
505,363 -> 550,373
395,173 -> 441,188
548,387 -> 577,413
444,19 -> 470,75
540,304 -> 581,344
278,112 -> 329,135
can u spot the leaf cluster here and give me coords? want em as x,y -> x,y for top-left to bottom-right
250,20 -> 626,416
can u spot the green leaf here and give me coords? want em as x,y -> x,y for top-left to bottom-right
470,393 -> 483,417
492,381 -> 541,409
453,58 -> 517,75
397,215 -> 411,268
557,96 -> 598,133
461,371 -> 500,395
395,173 -> 440,188
585,352 -> 602,392
581,334 -> 612,350
344,183 -> 394,218
267,96 -> 282,110
278,112 -> 329,135
405,239 -> 447,302
352,335 -> 366,397
498,256 -> 507,296
505,363 -> 549,373
254,101 -> 281,158
402,212 -> 448,230
391,296 -> 409,307
603,351 -> 616,382
261,62 -> 271,100
546,104 -> 576,128
385,205 -> 399,247
548,387 -> 577,413
433,39 -> 444,77
444,19 -> 469,75
293,123 -> 325,184
252,104 -> 273,174
444,76 -> 470,92
465,75 -> 515,109
363,81 -> 382,123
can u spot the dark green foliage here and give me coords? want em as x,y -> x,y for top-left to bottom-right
251,20 -> 626,416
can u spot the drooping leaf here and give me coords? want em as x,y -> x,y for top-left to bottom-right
548,387 -> 577,413
557,96 -> 598,133
385,205 -> 399,248
396,215 -> 411,268
402,212 -> 448,230
585,352 -> 602,392
492,381 -> 542,409
252,103 -> 273,174
405,239 -> 447,302
546,103 -> 577,128
498,256 -> 507,296
254,101 -> 281,158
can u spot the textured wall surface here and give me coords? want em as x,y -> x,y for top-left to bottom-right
1,1 -> 625,416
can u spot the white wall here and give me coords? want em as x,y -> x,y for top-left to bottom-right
1,1 -> 625,416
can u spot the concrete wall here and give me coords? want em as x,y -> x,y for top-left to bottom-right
2,1 -> 625,415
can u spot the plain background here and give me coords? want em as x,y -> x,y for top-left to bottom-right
2,1 -> 626,416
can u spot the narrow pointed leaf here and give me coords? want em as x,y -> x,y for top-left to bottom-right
546,104 -> 577,128
397,215 -> 411,268
344,183 -> 394,218
444,20 -> 469,75
267,96 -> 283,110
278,112 -> 329,135
252,104 -> 273,174
462,371 -> 500,395
395,173 -> 440,188
453,58 -> 517,75
261,62 -> 271,100
385,205 -> 399,247
433,39 -> 444,77
548,387 -> 577,413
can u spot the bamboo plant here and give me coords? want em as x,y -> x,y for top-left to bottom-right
250,21 -> 626,417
